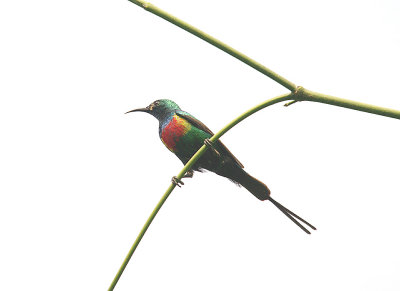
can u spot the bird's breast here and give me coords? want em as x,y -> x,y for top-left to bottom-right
161,114 -> 191,152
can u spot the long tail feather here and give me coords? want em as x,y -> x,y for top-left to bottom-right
227,169 -> 316,234
269,197 -> 316,234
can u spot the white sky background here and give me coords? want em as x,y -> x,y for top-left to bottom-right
1,0 -> 399,290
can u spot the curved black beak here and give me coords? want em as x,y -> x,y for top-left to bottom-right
125,107 -> 149,114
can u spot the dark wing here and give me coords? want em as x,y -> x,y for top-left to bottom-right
176,111 -> 244,168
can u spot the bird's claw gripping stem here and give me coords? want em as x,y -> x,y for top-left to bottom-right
204,138 -> 221,157
171,170 -> 194,187
183,170 -> 194,178
171,176 -> 184,187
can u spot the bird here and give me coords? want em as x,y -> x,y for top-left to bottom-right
126,99 -> 316,234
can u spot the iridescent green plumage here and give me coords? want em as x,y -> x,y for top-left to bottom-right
126,99 -> 316,234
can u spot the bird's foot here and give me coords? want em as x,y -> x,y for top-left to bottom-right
204,138 -> 221,157
171,176 -> 184,187
183,170 -> 194,179
172,170 -> 194,187
171,170 -> 194,187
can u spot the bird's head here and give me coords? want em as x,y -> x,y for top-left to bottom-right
125,99 -> 181,120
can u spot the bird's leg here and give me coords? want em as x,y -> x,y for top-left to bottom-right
171,176 -> 184,187
171,170 -> 194,187
204,138 -> 221,157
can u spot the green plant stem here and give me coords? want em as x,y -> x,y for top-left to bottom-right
127,0 -> 297,91
108,92 -> 293,290
108,184 -> 175,291
301,88 -> 400,119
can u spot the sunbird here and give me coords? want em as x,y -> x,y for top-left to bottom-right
126,99 -> 316,234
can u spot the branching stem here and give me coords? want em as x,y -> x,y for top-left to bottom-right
109,1 -> 400,290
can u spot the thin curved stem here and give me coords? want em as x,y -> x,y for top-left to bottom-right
107,183 -> 174,291
127,0 -> 297,91
108,89 -> 400,291
108,92 -> 293,290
